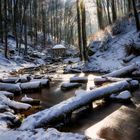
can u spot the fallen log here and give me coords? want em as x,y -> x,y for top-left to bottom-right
16,75 -> 31,83
61,83 -> 82,91
132,70 -> 140,77
0,105 -> 14,113
103,64 -> 137,78
20,81 -> 41,93
0,91 -> 14,99
94,77 -> 131,86
0,77 -> 19,84
0,75 -> 31,84
70,77 -> 88,83
31,79 -> 50,88
20,80 -> 139,130
0,83 -> 21,95
0,95 -> 31,111
123,54 -> 136,63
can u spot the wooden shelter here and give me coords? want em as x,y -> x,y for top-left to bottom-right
52,44 -> 66,58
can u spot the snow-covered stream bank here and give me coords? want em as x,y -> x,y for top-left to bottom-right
0,62 -> 140,140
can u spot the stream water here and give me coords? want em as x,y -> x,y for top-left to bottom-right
14,64 -> 137,136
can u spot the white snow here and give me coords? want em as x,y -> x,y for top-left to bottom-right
84,28 -> 140,72
0,38 -> 48,77
75,90 -> 87,97
103,63 -> 137,77
0,128 -> 86,140
0,112 -> 17,130
63,58 -> 80,64
52,44 -> 66,49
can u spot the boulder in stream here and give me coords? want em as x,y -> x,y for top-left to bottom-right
110,90 -> 132,102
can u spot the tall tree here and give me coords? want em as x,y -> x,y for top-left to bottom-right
77,0 -> 83,60
0,0 -> 3,43
132,0 -> 140,31
80,0 -> 88,61
111,0 -> 117,22
4,0 -> 8,58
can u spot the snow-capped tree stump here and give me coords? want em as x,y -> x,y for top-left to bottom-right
20,81 -> 41,92
0,83 -> 21,95
20,80 -> 139,129
94,77 -> 131,86
103,64 -> 138,78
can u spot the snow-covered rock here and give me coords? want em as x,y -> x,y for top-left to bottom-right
85,29 -> 140,73
110,91 -> 132,101
21,95 -> 33,102
52,44 -> 66,49
0,112 -> 18,130
21,95 -> 40,105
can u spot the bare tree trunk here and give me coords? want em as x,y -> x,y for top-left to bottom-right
111,0 -> 117,22
4,0 -> 8,58
106,0 -> 112,24
0,0 -> 3,43
132,0 -> 140,31
77,0 -> 83,61
81,0 -> 88,61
